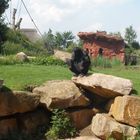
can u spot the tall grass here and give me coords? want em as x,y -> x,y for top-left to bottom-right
91,56 -> 122,69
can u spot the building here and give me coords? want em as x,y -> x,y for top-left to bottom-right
20,28 -> 41,42
78,31 -> 125,62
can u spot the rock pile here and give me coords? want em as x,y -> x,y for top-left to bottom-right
0,73 -> 140,139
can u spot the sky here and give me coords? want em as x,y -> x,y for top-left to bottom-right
5,0 -> 140,42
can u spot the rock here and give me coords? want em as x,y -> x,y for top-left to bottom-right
104,99 -> 114,112
54,50 -> 71,62
80,125 -> 95,136
0,118 -> 18,135
68,108 -> 101,130
109,95 -> 140,127
91,114 -> 138,140
16,52 -> 28,61
66,136 -> 101,140
0,91 -> 40,116
72,73 -> 133,98
33,80 -> 90,110
18,109 -> 49,134
0,79 -> 4,89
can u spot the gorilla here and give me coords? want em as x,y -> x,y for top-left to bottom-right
66,47 -> 91,76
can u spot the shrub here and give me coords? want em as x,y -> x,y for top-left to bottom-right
0,55 -> 26,65
30,56 -> 66,66
45,109 -> 76,140
2,41 -> 24,55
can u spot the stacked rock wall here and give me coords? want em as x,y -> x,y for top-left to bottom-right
0,74 -> 140,139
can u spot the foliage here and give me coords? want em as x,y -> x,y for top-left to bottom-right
0,0 -> 9,16
45,109 -> 76,140
1,29 -> 48,55
91,56 -> 121,68
2,41 -> 24,55
30,56 -> 66,66
131,41 -> 140,50
0,55 -> 27,65
43,29 -> 56,52
55,31 -> 75,48
43,29 -> 75,50
124,25 -> 137,46
0,55 -> 66,66
0,0 -> 9,53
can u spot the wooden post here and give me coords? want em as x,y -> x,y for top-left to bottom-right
12,8 -> 17,30
15,18 -> 23,29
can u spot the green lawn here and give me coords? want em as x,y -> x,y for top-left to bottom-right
0,64 -> 72,90
0,64 -> 140,96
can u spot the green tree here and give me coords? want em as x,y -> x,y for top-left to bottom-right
0,0 -> 9,15
55,31 -> 75,49
124,25 -> 137,46
0,0 -> 9,53
43,29 -> 56,48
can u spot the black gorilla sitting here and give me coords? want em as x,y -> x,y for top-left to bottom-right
66,47 -> 91,76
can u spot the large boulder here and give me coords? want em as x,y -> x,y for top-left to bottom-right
16,52 -> 29,61
53,50 -> 71,62
91,114 -> 138,140
0,91 -> 40,116
68,108 -> 101,130
18,109 -> 49,134
72,73 -> 133,98
109,95 -> 140,127
0,118 -> 17,135
33,80 -> 90,110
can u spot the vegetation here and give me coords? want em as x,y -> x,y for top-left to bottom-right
0,55 -> 66,66
0,65 -> 72,90
0,0 -> 9,53
0,64 -> 140,96
45,109 -> 76,140
91,56 -> 122,68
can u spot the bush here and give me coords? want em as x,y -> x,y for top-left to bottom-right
1,29 -> 49,56
2,41 -> 24,55
0,55 -> 26,65
0,55 -> 66,66
30,56 -> 66,66
45,109 -> 76,140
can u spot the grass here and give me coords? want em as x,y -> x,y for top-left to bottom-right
0,64 -> 72,90
0,64 -> 140,96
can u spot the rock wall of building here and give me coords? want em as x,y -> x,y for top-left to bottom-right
83,39 -> 125,62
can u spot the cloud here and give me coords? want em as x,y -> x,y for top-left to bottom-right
59,0 -> 131,8
136,27 -> 140,42
82,23 -> 103,32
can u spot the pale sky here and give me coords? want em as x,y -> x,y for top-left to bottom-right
5,0 -> 140,42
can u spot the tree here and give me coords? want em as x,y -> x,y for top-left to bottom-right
55,31 -> 75,49
124,25 -> 137,46
0,0 -> 9,53
0,0 -> 9,16
43,29 -> 56,48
